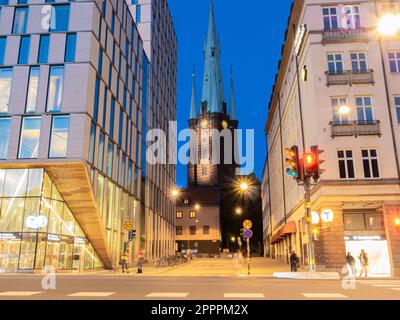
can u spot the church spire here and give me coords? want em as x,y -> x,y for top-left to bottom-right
229,66 -> 237,121
189,68 -> 197,120
201,0 -> 225,113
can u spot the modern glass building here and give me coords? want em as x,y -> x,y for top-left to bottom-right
0,0 -> 177,272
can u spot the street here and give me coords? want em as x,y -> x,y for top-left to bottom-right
0,259 -> 399,300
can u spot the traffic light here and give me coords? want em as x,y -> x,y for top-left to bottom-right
311,146 -> 325,182
303,152 -> 316,179
285,145 -> 303,181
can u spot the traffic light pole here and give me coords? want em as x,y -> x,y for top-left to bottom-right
304,178 -> 316,272
246,237 -> 251,276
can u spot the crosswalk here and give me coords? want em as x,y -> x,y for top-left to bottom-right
358,280 -> 400,292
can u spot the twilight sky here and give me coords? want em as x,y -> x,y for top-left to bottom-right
168,0 -> 293,187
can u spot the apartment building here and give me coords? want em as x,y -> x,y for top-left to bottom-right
0,0 -> 177,273
263,0 -> 400,276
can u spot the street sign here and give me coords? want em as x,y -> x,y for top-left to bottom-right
124,221 -> 133,231
321,209 -> 334,223
243,229 -> 253,239
243,220 -> 253,230
311,211 -> 320,225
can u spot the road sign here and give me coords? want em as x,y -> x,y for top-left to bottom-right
243,220 -> 253,230
124,221 -> 133,231
243,229 -> 253,239
321,209 -> 334,223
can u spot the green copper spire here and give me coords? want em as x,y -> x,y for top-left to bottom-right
201,0 -> 225,113
190,68 -> 198,120
229,66 -> 237,121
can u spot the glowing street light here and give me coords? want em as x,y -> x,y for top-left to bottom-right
395,217 -> 400,226
194,204 -> 201,211
377,13 -> 400,36
171,188 -> 180,198
235,207 -> 243,215
230,236 -> 236,243
339,104 -> 350,115
240,182 -> 249,192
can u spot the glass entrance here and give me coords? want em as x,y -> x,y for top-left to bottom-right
0,237 -> 21,273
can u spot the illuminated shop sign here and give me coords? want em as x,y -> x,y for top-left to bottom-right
25,215 -> 48,229
0,233 -> 22,240
47,234 -> 61,242
344,235 -> 384,241
75,237 -> 86,244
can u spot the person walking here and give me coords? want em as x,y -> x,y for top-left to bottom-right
120,251 -> 129,274
137,250 -> 144,274
290,251 -> 299,272
346,252 -> 356,276
358,249 -> 369,277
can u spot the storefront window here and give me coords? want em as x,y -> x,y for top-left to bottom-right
365,214 -> 384,230
0,198 -> 25,232
3,169 -> 28,197
27,169 -> 43,196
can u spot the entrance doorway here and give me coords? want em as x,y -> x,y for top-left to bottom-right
345,240 -> 391,276
0,239 -> 20,273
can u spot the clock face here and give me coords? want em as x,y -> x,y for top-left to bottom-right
222,121 -> 228,129
200,120 -> 208,129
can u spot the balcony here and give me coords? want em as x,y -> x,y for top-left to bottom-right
322,28 -> 368,44
326,69 -> 375,86
330,120 -> 381,138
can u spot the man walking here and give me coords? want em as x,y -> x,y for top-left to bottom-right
120,251 -> 129,274
290,251 -> 299,272
346,252 -> 356,276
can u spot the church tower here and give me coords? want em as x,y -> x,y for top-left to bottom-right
188,0 -> 239,188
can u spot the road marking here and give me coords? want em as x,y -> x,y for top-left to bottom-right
0,291 -> 42,296
67,292 -> 115,297
224,293 -> 265,298
146,293 -> 189,298
391,288 -> 400,291
371,285 -> 400,287
302,293 -> 348,299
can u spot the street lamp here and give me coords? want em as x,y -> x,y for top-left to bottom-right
235,207 -> 243,215
194,204 -> 201,211
339,104 -> 350,115
171,188 -> 180,199
377,13 -> 400,36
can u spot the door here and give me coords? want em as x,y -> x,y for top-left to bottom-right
0,239 -> 20,273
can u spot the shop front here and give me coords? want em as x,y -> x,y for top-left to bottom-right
0,168 -> 103,273
343,211 -> 391,276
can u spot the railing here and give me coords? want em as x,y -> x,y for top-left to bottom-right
330,120 -> 381,138
322,28 -> 368,43
326,69 -> 374,86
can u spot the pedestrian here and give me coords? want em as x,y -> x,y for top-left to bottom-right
290,250 -> 299,272
358,249 -> 369,277
137,250 -> 144,274
120,251 -> 129,274
346,252 -> 356,276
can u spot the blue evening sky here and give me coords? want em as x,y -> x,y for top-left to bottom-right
168,0 -> 293,187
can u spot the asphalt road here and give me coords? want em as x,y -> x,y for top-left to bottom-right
0,274 -> 399,300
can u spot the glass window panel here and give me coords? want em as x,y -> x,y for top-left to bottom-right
12,7 -> 28,34
0,37 -> 6,65
0,169 -> 5,197
49,115 -> 69,158
0,198 -> 25,231
38,35 -> 49,64
98,133 -> 105,171
48,200 -> 63,234
61,206 -> 75,236
18,117 -> 41,159
18,35 -> 30,64
51,184 -> 62,201
50,5 -> 70,32
0,117 -> 11,159
344,214 -> 365,230
34,233 -> 47,270
27,168 -> 43,196
23,198 -> 41,232
65,33 -> 76,62
25,67 -> 40,113
365,214 -> 383,230
3,169 -> 28,197
18,233 -> 36,270
41,172 -> 52,198
58,238 -> 73,270
47,66 -> 64,112
88,123 -> 96,164
0,68 -> 13,113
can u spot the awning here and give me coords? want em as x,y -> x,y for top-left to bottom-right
270,221 -> 297,244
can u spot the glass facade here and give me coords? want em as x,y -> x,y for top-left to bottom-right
0,168 -> 103,273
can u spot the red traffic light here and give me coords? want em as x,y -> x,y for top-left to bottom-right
303,153 -> 316,167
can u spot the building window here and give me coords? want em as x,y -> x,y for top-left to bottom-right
362,149 -> 380,179
93,76 -> 100,122
344,5 -> 361,29
395,96 -> 400,124
0,37 -> 6,65
331,97 -> 349,124
356,96 -> 374,123
203,225 -> 210,235
365,213 -> 384,230
184,199 -> 189,205
65,33 -> 76,63
136,5 -> 141,23
106,140 -> 114,177
327,53 -> 343,74
344,214 -> 366,231
13,7 -> 28,34
50,5 -> 70,32
202,166 -> 207,176
322,7 -> 338,30
0,68 -> 13,113
88,123 -> 96,164
190,226 -> 196,235
110,98 -> 115,138
176,226 -> 183,236
98,132 -> 105,171
338,150 -> 355,179
389,52 -> 400,73
18,117 -> 41,159
38,35 -> 50,64
26,67 -> 40,113
18,36 -> 30,64
47,66 -> 64,112
0,117 -> 11,159
351,52 -> 367,72
344,213 -> 384,231
176,211 -> 183,219
49,115 -> 69,158
189,211 -> 196,219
